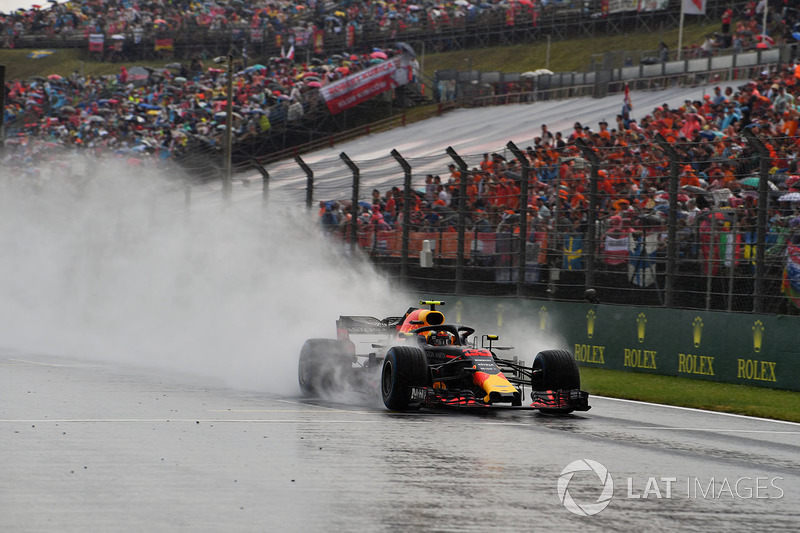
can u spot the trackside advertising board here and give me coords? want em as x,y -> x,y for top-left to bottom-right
320,56 -> 413,114
414,295 -> 800,392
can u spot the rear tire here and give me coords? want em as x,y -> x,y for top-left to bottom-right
531,349 -> 580,415
381,346 -> 429,411
298,339 -> 352,397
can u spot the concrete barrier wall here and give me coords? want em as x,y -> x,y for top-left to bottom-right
416,295 -> 800,392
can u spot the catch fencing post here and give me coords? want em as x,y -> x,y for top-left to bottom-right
295,155 -> 314,211
250,160 -> 269,208
507,141 -> 530,297
744,129 -> 771,313
654,133 -> 680,308
575,138 -> 600,293
340,152 -> 360,253
391,149 -> 413,283
446,146 -> 468,295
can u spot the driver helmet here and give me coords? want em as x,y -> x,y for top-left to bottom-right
432,331 -> 453,346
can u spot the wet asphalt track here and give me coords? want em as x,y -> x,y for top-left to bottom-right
2,353 -> 799,532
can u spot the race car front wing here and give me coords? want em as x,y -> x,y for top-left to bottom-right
530,389 -> 591,411
409,386 -> 590,411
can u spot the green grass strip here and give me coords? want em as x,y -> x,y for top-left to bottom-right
580,367 -> 800,423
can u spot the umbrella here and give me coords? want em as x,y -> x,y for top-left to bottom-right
306,81 -> 322,88
127,66 -> 150,87
87,115 -> 106,123
59,105 -> 76,114
738,177 -> 760,187
245,64 -> 267,73
154,18 -> 167,24
47,74 -> 62,80
395,42 -> 416,57
779,192 -> 800,202
681,185 -> 709,195
111,34 -> 125,40
165,62 -> 183,70
370,51 -> 388,60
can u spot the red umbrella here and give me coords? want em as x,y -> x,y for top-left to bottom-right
47,74 -> 62,80
370,51 -> 388,60
306,81 -> 322,88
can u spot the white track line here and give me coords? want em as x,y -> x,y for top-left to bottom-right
5,359 -> 67,367
627,427 -> 800,434
596,395 -> 800,427
0,418 -> 383,424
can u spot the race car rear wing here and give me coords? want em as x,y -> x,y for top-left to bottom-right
336,315 -> 404,339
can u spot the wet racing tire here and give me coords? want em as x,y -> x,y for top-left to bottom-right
530,349 -> 581,415
298,339 -> 352,397
381,346 -> 429,411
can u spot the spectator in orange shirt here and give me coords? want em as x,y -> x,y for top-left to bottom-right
680,166 -> 701,187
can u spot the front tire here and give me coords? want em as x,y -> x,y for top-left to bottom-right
531,349 -> 580,415
381,346 -> 429,411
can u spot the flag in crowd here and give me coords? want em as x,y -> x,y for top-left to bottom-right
782,244 -> 800,307
682,0 -> 706,15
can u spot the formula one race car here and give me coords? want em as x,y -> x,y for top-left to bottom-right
298,301 -> 590,414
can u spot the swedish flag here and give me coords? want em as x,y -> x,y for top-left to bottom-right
28,50 -> 55,59
562,234 -> 583,271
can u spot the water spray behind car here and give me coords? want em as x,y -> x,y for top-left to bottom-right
0,155 -> 405,394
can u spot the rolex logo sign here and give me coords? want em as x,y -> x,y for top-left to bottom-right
539,306 -> 548,331
752,320 -> 764,353
636,312 -> 646,343
692,317 -> 703,348
586,310 -> 596,339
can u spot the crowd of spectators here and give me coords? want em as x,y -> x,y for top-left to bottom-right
2,45 -> 412,178
320,69 -> 800,273
3,0 -> 800,62
0,0 -> 551,52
